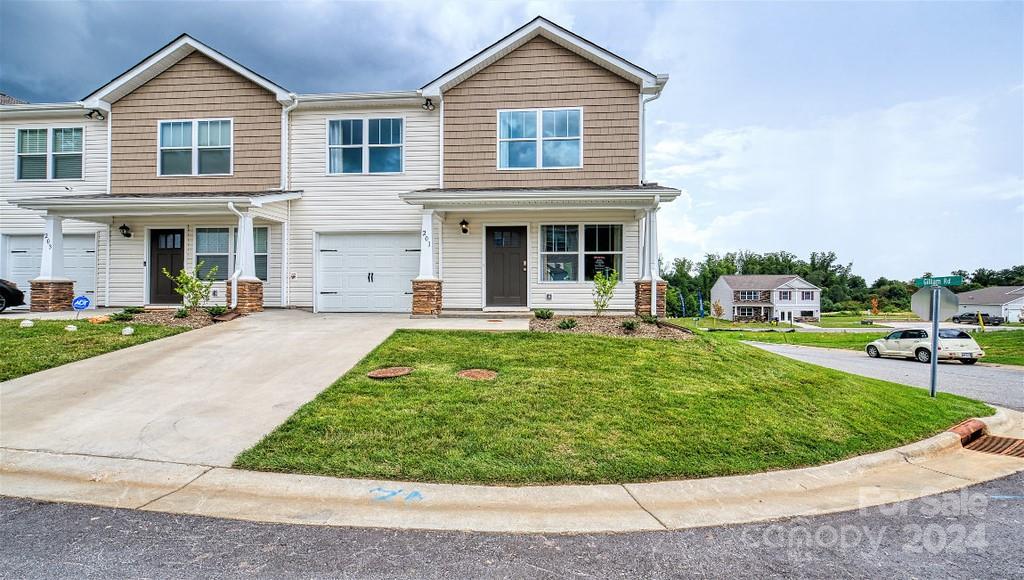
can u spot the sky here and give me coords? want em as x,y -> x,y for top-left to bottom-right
1,0 -> 1021,282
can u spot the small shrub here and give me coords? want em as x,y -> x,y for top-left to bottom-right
109,311 -> 134,322
173,307 -> 189,319
621,319 -> 638,332
206,305 -> 229,316
123,306 -> 145,314
639,313 -> 658,324
533,308 -> 554,320
557,318 -> 577,330
591,269 -> 619,316
162,262 -> 217,311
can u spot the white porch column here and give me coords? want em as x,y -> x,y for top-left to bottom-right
416,208 -> 436,280
648,205 -> 660,315
236,211 -> 259,282
639,210 -> 651,281
35,214 -> 69,281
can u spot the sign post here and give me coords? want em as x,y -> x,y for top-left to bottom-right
911,277 -> 962,397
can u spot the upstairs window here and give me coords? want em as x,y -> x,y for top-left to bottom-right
328,118 -> 403,174
778,290 -> 791,300
17,127 -> 83,180
159,119 -> 232,176
498,108 -> 581,169
801,291 -> 815,301
739,290 -> 760,301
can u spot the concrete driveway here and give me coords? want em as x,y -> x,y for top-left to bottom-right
748,342 -> 1024,410
0,310 -> 525,466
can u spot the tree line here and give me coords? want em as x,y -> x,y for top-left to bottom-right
660,251 -> 1024,317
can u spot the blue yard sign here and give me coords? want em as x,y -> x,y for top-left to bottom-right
698,290 -> 705,317
72,295 -> 91,311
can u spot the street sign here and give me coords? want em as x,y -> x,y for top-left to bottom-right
71,295 -> 91,311
914,275 -> 963,288
911,287 -> 958,321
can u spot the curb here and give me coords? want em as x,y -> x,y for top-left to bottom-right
2,408 -> 1022,534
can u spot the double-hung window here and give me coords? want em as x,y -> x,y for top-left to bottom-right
498,108 -> 581,169
801,291 -> 815,301
778,290 -> 791,300
17,127 -> 83,180
327,118 -> 403,174
739,290 -> 760,301
159,119 -> 232,176
737,306 -> 756,317
540,224 -> 623,282
195,226 -> 269,282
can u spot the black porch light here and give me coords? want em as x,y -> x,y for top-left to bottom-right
459,219 -> 469,234
118,223 -> 132,238
421,98 -> 435,111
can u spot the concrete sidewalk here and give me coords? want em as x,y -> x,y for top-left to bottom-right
1,310 -> 528,467
2,408 -> 1020,534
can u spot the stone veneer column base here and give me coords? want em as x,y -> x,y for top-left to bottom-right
634,280 -> 668,317
226,280 -> 264,314
412,280 -> 443,316
29,280 -> 75,312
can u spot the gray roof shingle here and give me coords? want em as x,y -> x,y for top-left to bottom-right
719,275 -> 804,290
957,286 -> 1024,306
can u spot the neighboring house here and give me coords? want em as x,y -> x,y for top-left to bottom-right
955,286 -> 1024,323
0,93 -> 27,105
711,275 -> 821,322
0,17 -> 679,316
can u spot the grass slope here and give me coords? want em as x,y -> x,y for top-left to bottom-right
235,330 -> 990,484
719,329 -> 1024,366
0,320 -> 187,382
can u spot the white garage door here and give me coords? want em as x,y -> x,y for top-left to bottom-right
316,232 -> 420,312
5,234 -> 97,308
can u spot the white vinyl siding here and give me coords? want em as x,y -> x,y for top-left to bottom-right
440,210 -> 639,312
288,106 -> 439,308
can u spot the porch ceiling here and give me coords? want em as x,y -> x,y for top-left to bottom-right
11,190 -> 301,223
399,184 -> 680,211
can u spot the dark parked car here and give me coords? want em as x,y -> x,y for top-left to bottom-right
952,312 -> 1004,326
0,280 -> 26,313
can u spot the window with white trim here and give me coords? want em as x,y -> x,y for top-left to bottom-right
195,226 -> 269,282
778,290 -> 791,300
498,108 -> 581,169
159,119 -> 232,176
737,306 -> 756,317
801,291 -> 815,301
17,127 -> 83,180
540,224 -> 623,282
328,118 -> 403,174
739,290 -> 760,301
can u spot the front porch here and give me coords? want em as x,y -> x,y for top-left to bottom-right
733,305 -> 774,322
399,185 -> 679,317
12,191 -> 300,312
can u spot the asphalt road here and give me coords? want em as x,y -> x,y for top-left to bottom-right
748,342 -> 1024,410
2,471 -> 1021,579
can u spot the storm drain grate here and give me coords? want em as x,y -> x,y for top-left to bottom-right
964,435 -> 1024,458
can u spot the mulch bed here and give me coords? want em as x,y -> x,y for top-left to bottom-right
530,316 -> 693,340
129,309 -> 218,329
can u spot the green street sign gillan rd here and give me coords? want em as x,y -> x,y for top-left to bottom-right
914,275 -> 964,288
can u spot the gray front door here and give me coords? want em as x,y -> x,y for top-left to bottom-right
485,226 -> 528,307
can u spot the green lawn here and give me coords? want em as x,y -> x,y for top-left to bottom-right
719,329 -> 1024,366
0,320 -> 187,382
235,330 -> 991,485
816,312 -> 921,328
669,317 -> 793,330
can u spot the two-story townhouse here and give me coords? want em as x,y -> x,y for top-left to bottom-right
711,275 -> 821,322
1,17 -> 679,316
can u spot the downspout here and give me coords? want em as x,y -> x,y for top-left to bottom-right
227,202 -> 245,309
105,104 -> 113,307
438,95 -> 444,188
280,94 -> 299,190
640,91 -> 662,185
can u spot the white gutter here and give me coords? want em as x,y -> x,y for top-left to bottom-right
280,94 -> 299,189
105,104 -> 112,193
438,95 -> 444,188
226,202 -> 245,309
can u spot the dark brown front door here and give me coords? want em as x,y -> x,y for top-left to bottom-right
150,229 -> 184,304
485,226 -> 528,307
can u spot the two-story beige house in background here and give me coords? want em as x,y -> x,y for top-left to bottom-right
0,17 -> 679,316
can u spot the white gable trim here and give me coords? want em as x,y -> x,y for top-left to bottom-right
82,34 -> 293,108
775,276 -> 820,290
420,17 -> 664,97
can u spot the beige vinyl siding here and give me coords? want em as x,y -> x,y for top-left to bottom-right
106,216 -> 282,306
110,51 -> 281,194
440,210 -> 640,311
286,105 -> 440,308
443,36 -> 640,189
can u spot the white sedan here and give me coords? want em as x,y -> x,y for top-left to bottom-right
866,329 -> 985,365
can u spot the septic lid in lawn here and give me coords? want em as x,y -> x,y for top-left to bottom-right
367,367 -> 413,379
457,368 -> 498,381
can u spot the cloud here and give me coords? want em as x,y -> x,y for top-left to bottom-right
649,93 -> 1024,280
